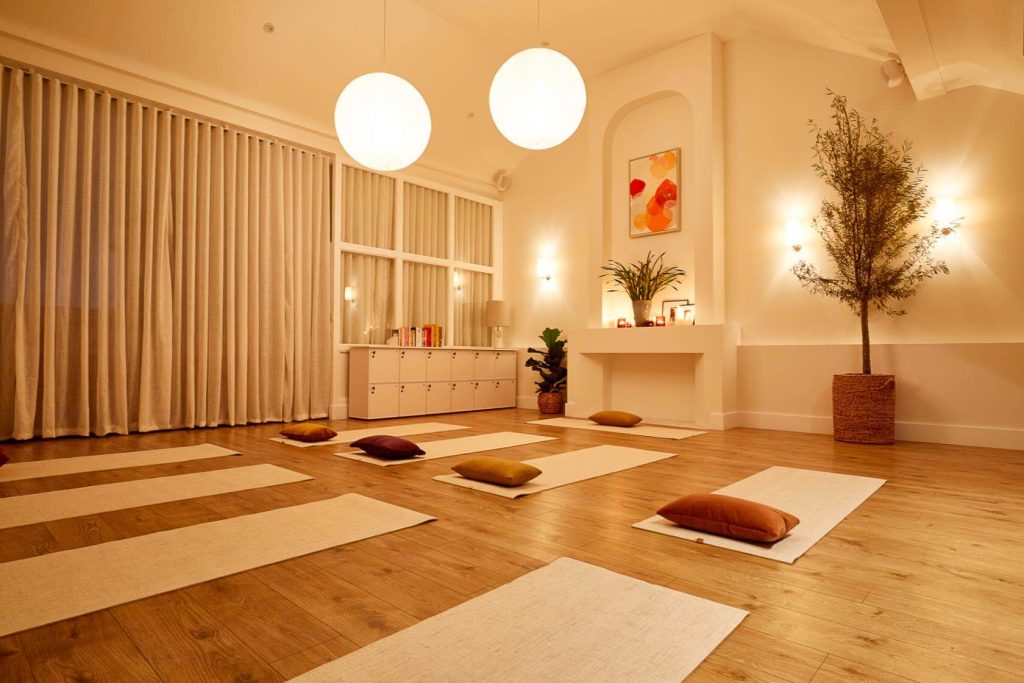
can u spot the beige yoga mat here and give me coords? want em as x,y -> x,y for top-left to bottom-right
270,422 -> 468,447
0,494 -> 434,637
528,417 -> 705,440
336,432 -> 556,467
0,443 -> 239,483
0,464 -> 312,529
290,557 -> 747,682
434,445 -> 675,498
633,466 -> 886,564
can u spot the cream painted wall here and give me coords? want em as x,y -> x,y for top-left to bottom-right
505,33 -> 1024,448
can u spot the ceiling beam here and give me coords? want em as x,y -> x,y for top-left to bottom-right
876,0 -> 947,100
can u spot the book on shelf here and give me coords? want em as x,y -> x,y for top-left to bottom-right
395,324 -> 443,347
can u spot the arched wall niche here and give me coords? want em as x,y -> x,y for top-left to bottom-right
582,33 -> 725,328
601,91 -> 695,324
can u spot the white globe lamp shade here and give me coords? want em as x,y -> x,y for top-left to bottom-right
334,72 -> 431,172
489,47 -> 586,150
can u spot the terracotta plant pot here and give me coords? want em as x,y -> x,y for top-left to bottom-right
537,391 -> 565,415
832,373 -> 896,444
631,299 -> 653,326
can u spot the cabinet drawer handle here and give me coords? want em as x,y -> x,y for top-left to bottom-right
400,351 -> 405,359
371,350 -> 376,359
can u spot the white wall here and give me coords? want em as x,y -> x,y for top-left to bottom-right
505,33 -> 1024,449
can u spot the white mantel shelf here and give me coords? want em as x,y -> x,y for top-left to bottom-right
566,325 -> 738,430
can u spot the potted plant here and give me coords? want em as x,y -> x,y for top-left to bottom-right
525,327 -> 567,414
601,251 -> 686,326
793,92 -> 955,444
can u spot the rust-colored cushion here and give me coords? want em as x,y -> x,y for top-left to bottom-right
657,493 -> 800,543
279,422 -> 338,443
351,435 -> 425,460
452,456 -> 542,487
588,410 -> 642,427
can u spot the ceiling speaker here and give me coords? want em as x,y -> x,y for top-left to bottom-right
492,170 -> 512,193
881,59 -> 906,88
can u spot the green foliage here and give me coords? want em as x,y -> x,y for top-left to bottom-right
524,327 -> 567,394
793,91 -> 955,374
601,251 -> 686,301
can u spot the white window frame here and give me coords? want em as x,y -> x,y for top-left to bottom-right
333,168 -> 503,351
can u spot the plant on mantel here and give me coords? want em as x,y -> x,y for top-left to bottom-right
792,91 -> 956,444
601,251 -> 686,325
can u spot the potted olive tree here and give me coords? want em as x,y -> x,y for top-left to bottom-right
793,92 -> 955,444
601,251 -> 686,326
525,327 -> 567,414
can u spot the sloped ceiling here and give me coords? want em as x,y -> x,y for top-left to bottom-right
0,0 -> 896,185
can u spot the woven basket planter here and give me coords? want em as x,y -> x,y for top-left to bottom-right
537,391 -> 565,415
832,373 -> 896,444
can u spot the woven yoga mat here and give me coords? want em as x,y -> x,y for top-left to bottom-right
270,422 -> 468,447
290,557 -> 747,682
434,445 -> 674,498
528,417 -> 705,440
0,494 -> 435,636
0,464 -> 311,529
634,466 -> 886,563
337,432 -> 556,467
0,443 -> 239,483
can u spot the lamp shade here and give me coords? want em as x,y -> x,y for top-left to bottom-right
484,300 -> 512,327
489,47 -> 586,150
334,72 -> 431,172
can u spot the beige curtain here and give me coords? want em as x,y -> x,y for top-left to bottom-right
341,253 -> 393,344
403,182 -> 447,258
454,269 -> 491,346
0,66 -> 332,440
454,197 -> 492,266
403,262 -> 447,329
342,165 -> 393,248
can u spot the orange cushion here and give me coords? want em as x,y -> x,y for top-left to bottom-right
279,422 -> 337,443
657,493 -> 800,543
452,456 -> 542,487
588,410 -> 642,427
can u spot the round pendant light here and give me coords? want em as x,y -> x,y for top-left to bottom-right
333,0 -> 431,172
334,72 -> 431,172
489,46 -> 586,150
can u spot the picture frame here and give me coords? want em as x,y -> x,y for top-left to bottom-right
662,299 -> 695,326
629,147 -> 681,238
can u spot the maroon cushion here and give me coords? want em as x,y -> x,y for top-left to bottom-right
350,435 -> 425,460
0,447 -> 7,467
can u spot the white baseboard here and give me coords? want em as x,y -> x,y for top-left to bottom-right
738,411 -> 1024,450
517,395 -> 537,409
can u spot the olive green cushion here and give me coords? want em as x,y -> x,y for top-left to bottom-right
451,456 -> 542,487
588,410 -> 643,428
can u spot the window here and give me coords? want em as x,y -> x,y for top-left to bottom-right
338,168 -> 500,347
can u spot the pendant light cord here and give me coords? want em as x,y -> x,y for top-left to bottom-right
383,0 -> 389,72
536,0 -> 541,45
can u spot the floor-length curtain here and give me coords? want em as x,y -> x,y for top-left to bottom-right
403,182 -> 446,258
0,65 -> 332,440
454,197 -> 492,266
453,269 -> 491,347
403,262 -> 447,329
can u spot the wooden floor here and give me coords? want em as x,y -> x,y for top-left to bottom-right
1,409 -> 1022,682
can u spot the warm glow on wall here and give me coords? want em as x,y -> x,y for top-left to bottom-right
934,196 -> 960,235
344,286 -> 356,302
784,217 -> 807,252
536,256 -> 554,281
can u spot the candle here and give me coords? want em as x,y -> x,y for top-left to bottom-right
616,318 -> 627,328
655,315 -> 666,327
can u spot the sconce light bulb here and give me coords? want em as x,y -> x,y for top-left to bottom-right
791,244 -> 802,252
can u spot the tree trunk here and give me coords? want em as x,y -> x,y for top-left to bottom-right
860,298 -> 871,375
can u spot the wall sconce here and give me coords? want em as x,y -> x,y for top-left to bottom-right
934,197 -> 959,236
343,286 -> 356,302
453,271 -> 463,293
536,256 -> 554,282
784,218 -> 806,252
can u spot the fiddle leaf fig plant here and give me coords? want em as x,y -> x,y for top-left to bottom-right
525,327 -> 567,394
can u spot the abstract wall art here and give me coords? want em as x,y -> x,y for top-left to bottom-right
629,148 -> 680,238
